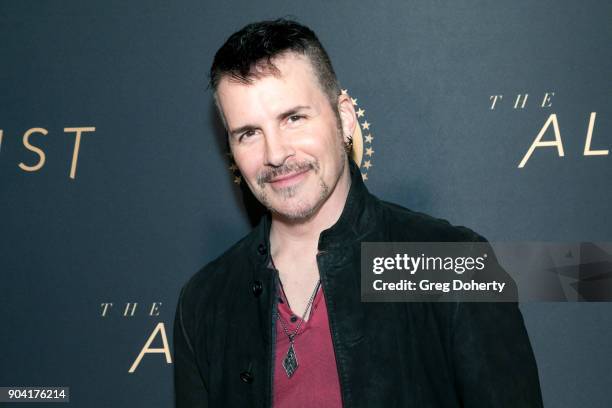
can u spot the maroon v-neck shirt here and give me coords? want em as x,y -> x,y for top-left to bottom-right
273,283 -> 342,407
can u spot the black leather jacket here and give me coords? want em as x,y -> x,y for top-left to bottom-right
174,160 -> 543,407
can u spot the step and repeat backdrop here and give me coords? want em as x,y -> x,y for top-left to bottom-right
1,1 -> 611,407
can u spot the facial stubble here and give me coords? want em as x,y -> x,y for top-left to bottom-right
255,160 -> 331,221
252,127 -> 346,221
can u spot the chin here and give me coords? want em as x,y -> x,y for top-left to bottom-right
256,177 -> 332,221
269,199 -> 320,221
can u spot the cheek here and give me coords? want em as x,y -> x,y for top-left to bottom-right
300,123 -> 342,155
233,149 -> 262,179
319,130 -> 345,162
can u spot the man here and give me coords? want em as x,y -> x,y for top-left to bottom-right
174,18 -> 543,407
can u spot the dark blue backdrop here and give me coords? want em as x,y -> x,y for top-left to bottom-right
1,1 -> 611,407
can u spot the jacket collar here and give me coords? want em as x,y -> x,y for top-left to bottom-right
318,157 -> 372,250
251,158 -> 374,266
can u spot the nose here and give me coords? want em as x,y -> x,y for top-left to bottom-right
264,129 -> 294,167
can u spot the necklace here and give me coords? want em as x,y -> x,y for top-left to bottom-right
271,258 -> 321,378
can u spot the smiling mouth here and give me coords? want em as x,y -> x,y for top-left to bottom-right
268,168 -> 310,188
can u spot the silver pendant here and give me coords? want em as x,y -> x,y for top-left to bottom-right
282,342 -> 298,378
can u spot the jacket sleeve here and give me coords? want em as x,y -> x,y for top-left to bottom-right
450,231 -> 543,406
451,301 -> 544,407
174,285 -> 209,408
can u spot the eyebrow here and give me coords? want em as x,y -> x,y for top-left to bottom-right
228,105 -> 312,138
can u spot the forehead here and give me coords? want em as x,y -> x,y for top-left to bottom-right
216,53 -> 326,126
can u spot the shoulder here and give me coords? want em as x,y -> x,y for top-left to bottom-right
371,195 -> 487,243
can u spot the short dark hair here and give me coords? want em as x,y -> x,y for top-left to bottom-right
209,18 -> 341,110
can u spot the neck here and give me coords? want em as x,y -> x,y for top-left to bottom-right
269,161 -> 351,257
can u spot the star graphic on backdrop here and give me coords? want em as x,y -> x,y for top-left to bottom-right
356,108 -> 365,118
366,147 -> 374,156
361,121 -> 370,130
363,160 -> 372,169
233,176 -> 241,184
362,172 -> 368,181
365,134 -> 373,143
341,89 -> 348,95
351,97 -> 358,106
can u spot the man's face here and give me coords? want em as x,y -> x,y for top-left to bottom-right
216,52 -> 352,221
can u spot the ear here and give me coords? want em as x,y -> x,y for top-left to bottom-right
337,92 -> 358,144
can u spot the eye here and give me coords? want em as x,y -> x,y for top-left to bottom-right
238,129 -> 257,142
287,114 -> 304,124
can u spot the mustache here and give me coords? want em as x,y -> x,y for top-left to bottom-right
256,160 -> 318,187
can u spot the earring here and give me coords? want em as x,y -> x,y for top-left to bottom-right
344,134 -> 353,154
